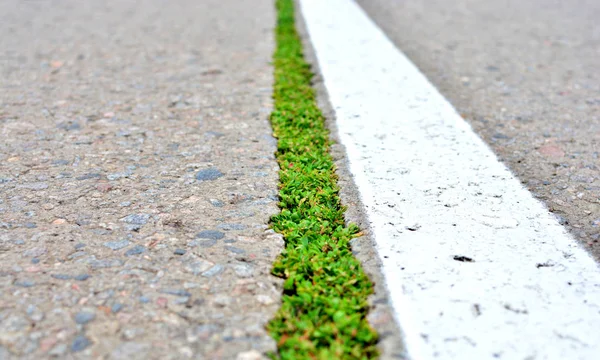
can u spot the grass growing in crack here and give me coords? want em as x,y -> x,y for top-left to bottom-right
267,0 -> 379,358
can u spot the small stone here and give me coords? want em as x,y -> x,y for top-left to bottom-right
492,133 -> 509,140
121,214 -> 150,225
202,264 -> 224,277
195,230 -> 225,240
71,335 -> 91,352
217,223 -> 246,230
52,219 -> 67,225
26,304 -> 45,322
225,246 -> 245,254
86,257 -> 124,269
96,183 -> 113,192
52,159 -> 70,166
195,168 -> 224,181
125,245 -> 146,256
76,173 -> 102,181
74,274 -> 90,281
232,263 -> 254,278
209,199 -> 224,207
74,311 -> 95,324
15,279 -> 35,287
24,247 -> 47,257
174,249 -> 186,255
31,258 -> 40,264
51,274 -> 72,280
119,201 -> 132,207
156,297 -> 168,308
139,296 -> 150,304
103,239 -> 130,250
538,144 -> 565,158
111,303 -> 123,314
159,289 -> 191,297
24,222 -> 37,228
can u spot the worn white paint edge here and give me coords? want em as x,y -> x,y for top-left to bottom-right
298,0 -> 600,359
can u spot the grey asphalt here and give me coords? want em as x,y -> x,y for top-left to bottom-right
0,0 -> 282,359
356,0 -> 600,260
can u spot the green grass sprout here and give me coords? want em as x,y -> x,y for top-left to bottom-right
267,0 -> 379,358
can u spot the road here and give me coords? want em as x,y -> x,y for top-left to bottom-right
356,0 -> 600,260
0,0 -> 282,358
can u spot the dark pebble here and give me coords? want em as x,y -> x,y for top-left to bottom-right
76,173 -> 102,181
174,249 -> 186,255
111,303 -> 123,314
225,246 -> 245,254
74,274 -> 90,281
52,274 -> 72,280
159,289 -> 191,297
75,243 -> 86,250
24,222 -> 37,229
52,159 -> 70,166
195,230 -> 225,240
103,239 -> 131,250
492,133 -> 510,140
15,280 -> 35,287
125,245 -> 146,256
139,296 -> 150,303
202,264 -> 224,277
74,311 -> 95,324
121,213 -> 150,225
31,258 -> 40,264
71,335 -> 91,353
195,168 -> 224,181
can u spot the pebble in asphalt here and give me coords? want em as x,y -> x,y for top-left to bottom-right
0,0 -> 283,358
356,0 -> 600,259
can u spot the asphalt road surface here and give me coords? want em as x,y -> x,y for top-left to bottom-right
356,0 -> 600,260
0,0 -> 282,358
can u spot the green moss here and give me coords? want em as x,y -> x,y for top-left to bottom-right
267,0 -> 379,358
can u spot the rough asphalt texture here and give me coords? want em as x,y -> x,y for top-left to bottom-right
0,0 -> 283,359
356,0 -> 600,259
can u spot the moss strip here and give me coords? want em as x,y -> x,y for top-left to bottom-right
267,0 -> 379,358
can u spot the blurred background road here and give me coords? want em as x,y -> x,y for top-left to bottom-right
356,0 -> 600,260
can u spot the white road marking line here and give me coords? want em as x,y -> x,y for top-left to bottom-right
298,0 -> 600,358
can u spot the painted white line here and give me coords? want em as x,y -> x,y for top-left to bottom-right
298,0 -> 600,359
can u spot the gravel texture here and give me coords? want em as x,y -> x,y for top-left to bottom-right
0,0 -> 283,358
356,0 -> 600,260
